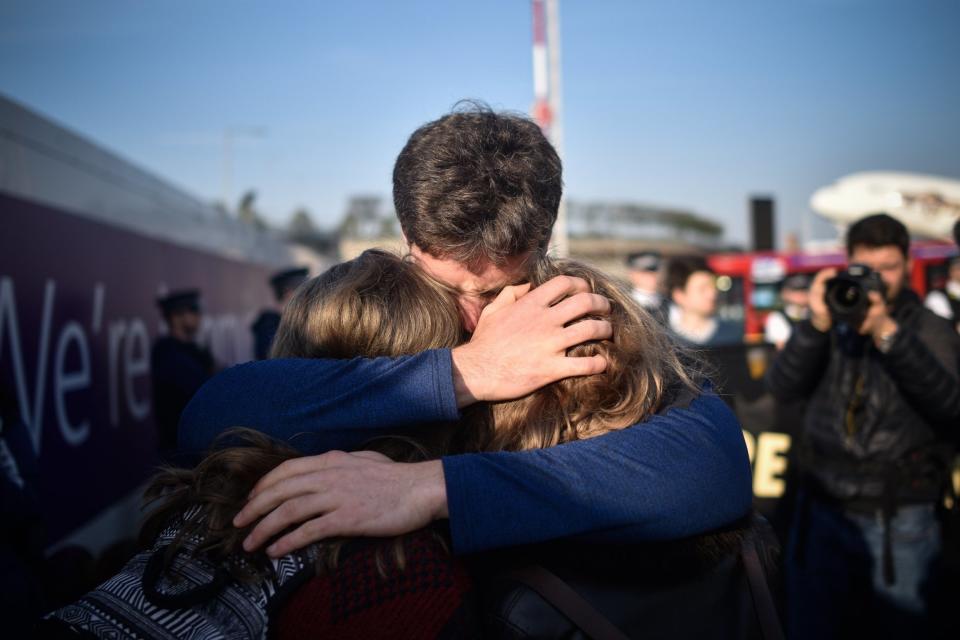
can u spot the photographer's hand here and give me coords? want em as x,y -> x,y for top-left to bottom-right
809,268 -> 837,333
859,290 -> 898,344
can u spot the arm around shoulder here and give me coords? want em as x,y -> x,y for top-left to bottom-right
442,384 -> 753,554
764,319 -> 830,402
176,350 -> 460,457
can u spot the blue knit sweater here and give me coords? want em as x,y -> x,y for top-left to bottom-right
178,349 -> 752,554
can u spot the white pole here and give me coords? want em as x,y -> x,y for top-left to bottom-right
545,0 -> 568,257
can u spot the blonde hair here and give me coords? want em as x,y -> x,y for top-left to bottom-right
485,258 -> 698,451
270,249 -> 466,359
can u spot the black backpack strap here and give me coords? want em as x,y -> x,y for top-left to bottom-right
741,536 -> 785,640
142,545 -> 229,609
503,565 -> 630,640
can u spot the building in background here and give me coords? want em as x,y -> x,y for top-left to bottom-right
0,93 -> 332,560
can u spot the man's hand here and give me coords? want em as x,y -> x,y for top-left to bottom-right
450,275 -> 612,406
809,268 -> 838,333
234,451 -> 447,557
859,290 -> 898,343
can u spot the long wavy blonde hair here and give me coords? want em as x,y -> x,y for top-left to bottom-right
485,258 -> 696,451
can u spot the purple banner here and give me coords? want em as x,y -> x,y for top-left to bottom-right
1,191 -> 276,543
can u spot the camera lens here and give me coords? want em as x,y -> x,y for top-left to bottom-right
829,282 -> 861,311
837,284 -> 860,309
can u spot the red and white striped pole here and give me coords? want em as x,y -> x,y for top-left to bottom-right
531,0 -> 567,256
532,0 -> 552,135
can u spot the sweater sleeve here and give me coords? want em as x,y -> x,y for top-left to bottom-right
764,319 -> 831,402
177,349 -> 460,457
441,386 -> 753,554
882,324 -> 960,430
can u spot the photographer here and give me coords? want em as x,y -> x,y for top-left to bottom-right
766,213 -> 960,639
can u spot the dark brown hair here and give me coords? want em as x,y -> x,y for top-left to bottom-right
141,430 -> 306,582
846,212 -> 910,258
393,101 -> 562,267
665,256 -> 712,297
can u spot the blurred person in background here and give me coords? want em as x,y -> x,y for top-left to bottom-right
0,386 -> 45,637
625,250 -> 668,323
924,255 -> 960,333
666,256 -> 741,347
765,273 -> 812,350
766,213 -> 960,639
151,290 -> 215,461
251,267 -> 310,360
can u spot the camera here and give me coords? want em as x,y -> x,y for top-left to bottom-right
824,264 -> 886,327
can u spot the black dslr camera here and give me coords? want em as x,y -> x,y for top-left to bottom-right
824,264 -> 886,327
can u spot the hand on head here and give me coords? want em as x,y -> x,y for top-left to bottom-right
450,274 -> 612,407
234,451 -> 446,558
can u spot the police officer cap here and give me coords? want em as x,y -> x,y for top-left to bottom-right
270,267 -> 309,298
782,273 -> 811,291
157,289 -> 201,315
626,251 -> 662,272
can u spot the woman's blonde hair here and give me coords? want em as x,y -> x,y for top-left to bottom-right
270,249 -> 466,360
485,258 -> 698,451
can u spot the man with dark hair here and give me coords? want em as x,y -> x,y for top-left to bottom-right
251,267 -> 310,360
767,212 -> 960,638
151,290 -> 215,459
625,250 -> 666,318
665,256 -> 740,346
765,273 -> 812,350
178,105 -> 751,566
845,210 -> 911,257
393,106 -> 562,331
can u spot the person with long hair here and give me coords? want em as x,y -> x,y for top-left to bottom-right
44,249 -> 749,639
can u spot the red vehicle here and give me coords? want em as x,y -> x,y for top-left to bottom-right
707,241 -> 958,340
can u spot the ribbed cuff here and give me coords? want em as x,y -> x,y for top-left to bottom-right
429,349 -> 461,423
440,454 -> 475,555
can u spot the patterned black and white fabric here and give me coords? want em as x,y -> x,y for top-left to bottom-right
46,509 -> 318,639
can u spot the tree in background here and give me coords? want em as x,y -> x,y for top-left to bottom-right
237,190 -> 268,231
286,207 -> 338,254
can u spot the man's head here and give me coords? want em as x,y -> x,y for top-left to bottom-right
625,251 -> 662,294
781,273 -> 811,309
845,213 -> 911,302
158,290 -> 203,342
269,267 -> 310,306
393,103 -> 562,330
666,257 -> 717,319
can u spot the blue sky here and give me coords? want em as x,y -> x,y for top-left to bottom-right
2,0 -> 958,245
